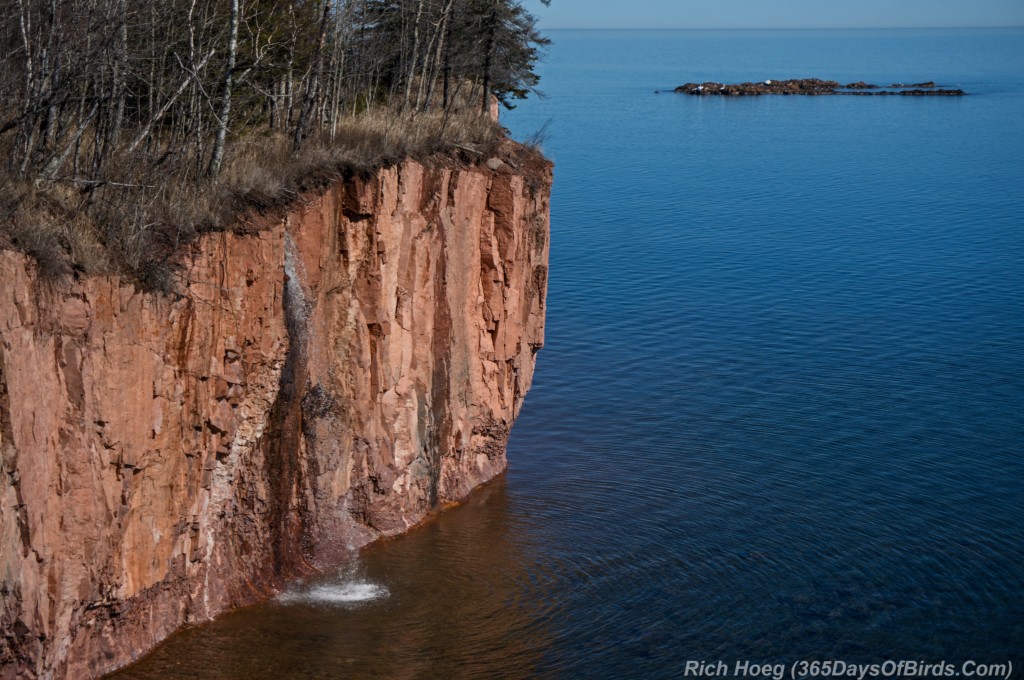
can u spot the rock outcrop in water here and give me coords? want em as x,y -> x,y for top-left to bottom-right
673,78 -> 966,96
0,146 -> 551,679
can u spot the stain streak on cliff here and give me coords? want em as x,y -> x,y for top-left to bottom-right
428,220 -> 452,510
261,260 -> 309,579
1,341 -> 41,674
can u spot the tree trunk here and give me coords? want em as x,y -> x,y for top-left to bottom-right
403,0 -> 425,111
208,0 -> 239,177
126,49 -> 215,155
481,1 -> 497,113
442,0 -> 454,110
293,0 -> 331,152
111,0 -> 129,144
37,101 -> 99,183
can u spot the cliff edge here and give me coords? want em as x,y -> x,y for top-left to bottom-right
0,151 -> 551,679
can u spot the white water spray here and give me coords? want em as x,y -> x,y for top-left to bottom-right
283,231 -> 311,341
278,558 -> 389,607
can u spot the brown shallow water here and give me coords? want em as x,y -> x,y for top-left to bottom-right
110,477 -> 560,679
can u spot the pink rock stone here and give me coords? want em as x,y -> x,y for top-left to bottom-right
0,147 -> 551,678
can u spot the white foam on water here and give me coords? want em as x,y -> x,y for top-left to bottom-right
278,580 -> 388,606
277,550 -> 387,607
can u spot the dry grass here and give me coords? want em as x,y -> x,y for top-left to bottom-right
221,109 -> 503,215
0,184 -> 110,281
0,109 -> 507,292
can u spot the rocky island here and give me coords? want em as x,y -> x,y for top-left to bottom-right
674,78 -> 966,96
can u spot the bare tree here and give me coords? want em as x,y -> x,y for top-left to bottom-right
0,0 -> 551,285
208,0 -> 240,176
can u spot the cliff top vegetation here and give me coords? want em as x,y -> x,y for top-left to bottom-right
0,0 -> 550,290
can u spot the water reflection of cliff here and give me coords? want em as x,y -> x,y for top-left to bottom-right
111,477 -> 559,679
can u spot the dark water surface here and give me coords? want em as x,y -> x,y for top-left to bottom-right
115,30 -> 1024,679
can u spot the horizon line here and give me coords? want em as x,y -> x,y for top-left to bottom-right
537,25 -> 1024,31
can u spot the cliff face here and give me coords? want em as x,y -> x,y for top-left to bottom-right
0,155 -> 550,679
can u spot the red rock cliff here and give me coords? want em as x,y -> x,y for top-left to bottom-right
0,155 -> 551,679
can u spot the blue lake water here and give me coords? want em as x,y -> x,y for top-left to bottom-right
115,29 -> 1024,679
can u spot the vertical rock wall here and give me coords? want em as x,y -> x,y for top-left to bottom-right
0,154 -> 551,679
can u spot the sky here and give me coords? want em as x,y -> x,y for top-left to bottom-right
520,0 -> 1024,30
